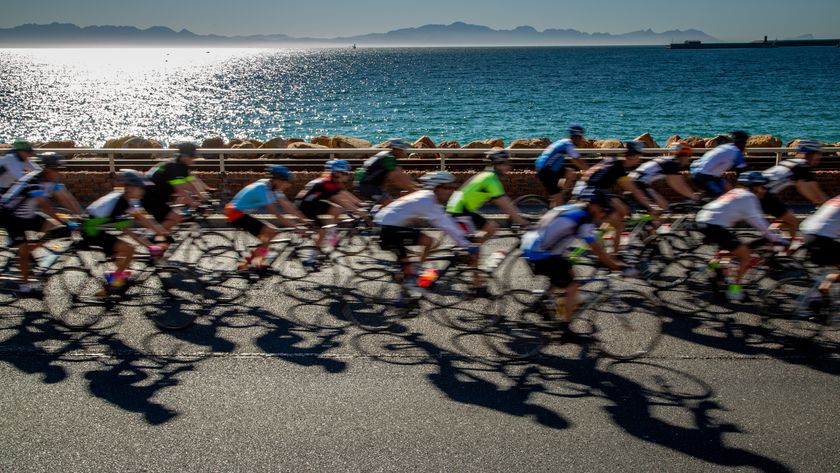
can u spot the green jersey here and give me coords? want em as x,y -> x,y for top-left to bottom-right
446,171 -> 506,213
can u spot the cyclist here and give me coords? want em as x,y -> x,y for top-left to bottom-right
800,195 -> 840,310
295,159 -> 367,262
225,165 -> 312,269
520,189 -> 630,339
696,171 -> 790,301
0,140 -> 40,194
690,130 -> 750,198
80,169 -> 169,293
761,140 -> 829,239
535,125 -> 590,207
0,153 -> 83,296
355,139 -> 419,205
573,140 -> 659,253
374,171 -> 477,285
446,148 -> 530,240
142,142 -> 212,231
629,143 -> 699,210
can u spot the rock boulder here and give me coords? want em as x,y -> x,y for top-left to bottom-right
593,139 -> 623,149
39,140 -> 77,159
634,132 -> 659,149
201,137 -> 226,149
746,135 -> 782,148
228,142 -> 257,159
287,141 -> 331,159
437,140 -> 461,149
310,136 -> 333,147
412,136 -> 436,149
509,138 -> 551,149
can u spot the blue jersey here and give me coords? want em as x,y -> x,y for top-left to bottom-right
520,204 -> 596,261
689,144 -> 747,177
230,179 -> 286,214
535,139 -> 580,172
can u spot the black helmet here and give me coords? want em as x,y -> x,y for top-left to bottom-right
38,152 -> 65,168
118,169 -> 152,187
737,171 -> 769,187
176,142 -> 199,157
579,188 -> 613,210
729,131 -> 750,143
484,148 -> 511,164
568,125 -> 586,137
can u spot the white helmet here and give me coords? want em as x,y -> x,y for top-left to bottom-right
419,171 -> 457,189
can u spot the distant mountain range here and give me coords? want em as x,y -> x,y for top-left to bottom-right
0,22 -> 719,46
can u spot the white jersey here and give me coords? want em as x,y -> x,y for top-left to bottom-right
696,188 -> 780,242
520,204 -> 597,260
801,196 -> 840,239
689,144 -> 747,177
0,170 -> 64,219
629,156 -> 684,185
374,190 -> 471,247
762,159 -> 813,194
0,152 -> 40,191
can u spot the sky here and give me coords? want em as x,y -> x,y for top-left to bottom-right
2,0 -> 838,42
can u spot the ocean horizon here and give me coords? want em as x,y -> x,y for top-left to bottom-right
1,46 -> 839,146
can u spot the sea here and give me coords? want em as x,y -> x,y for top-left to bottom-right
0,46 -> 838,146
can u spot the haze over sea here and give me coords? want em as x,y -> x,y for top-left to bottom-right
1,46 -> 838,146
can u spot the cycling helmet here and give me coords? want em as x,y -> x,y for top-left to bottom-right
796,140 -> 823,154
12,140 -> 33,152
484,148 -> 511,164
729,130 -> 750,143
325,159 -> 352,173
568,125 -> 586,137
579,188 -> 613,210
384,139 -> 411,151
118,169 -> 152,187
419,171 -> 457,189
176,142 -> 199,157
737,171 -> 769,187
669,143 -> 692,156
266,164 -> 294,181
623,140 -> 645,156
38,152 -> 65,168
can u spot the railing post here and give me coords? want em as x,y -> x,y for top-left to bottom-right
776,151 -> 782,166
108,153 -> 115,175
219,152 -> 226,196
440,151 -> 446,171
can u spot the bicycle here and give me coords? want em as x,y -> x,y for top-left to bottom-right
43,238 -> 206,330
485,271 -> 663,360
759,267 -> 839,340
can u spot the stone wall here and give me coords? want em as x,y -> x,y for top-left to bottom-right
62,170 -> 840,207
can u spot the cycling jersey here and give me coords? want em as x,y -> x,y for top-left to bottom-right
573,159 -> 630,195
520,204 -> 597,260
446,171 -> 506,214
801,196 -> 840,239
374,190 -> 471,247
762,159 -> 815,194
696,188 -> 781,242
0,170 -> 64,219
535,139 -> 580,172
83,191 -> 144,236
0,151 -> 40,192
145,159 -> 192,202
295,176 -> 343,204
356,151 -> 398,188
629,157 -> 685,185
229,179 -> 286,214
690,144 -> 748,177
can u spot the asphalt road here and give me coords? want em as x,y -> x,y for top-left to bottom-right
0,234 -> 838,472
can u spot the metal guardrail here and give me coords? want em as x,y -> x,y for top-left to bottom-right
30,147 -> 840,173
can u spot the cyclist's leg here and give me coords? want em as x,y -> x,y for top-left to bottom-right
607,197 -> 629,253
112,238 -> 134,274
531,256 -> 575,322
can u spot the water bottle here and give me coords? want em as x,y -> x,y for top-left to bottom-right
417,268 -> 439,288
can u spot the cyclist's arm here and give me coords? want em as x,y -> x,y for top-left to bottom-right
423,204 -> 471,247
618,178 -> 657,214
389,168 -> 420,191
132,210 -> 169,238
492,196 -> 529,226
172,182 -> 200,207
121,228 -> 156,248
275,198 -> 312,225
53,188 -> 84,215
589,240 -> 624,271
570,157 -> 589,171
265,202 -> 301,229
744,197 -> 783,242
665,175 -> 697,200
37,197 -> 67,224
331,190 -> 365,215
795,180 -> 828,205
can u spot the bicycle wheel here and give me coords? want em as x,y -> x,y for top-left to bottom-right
761,276 -> 824,340
44,266 -> 110,329
333,225 -> 371,256
637,235 -> 704,289
513,194 -> 550,221
271,239 -> 322,281
432,268 -> 505,332
341,268 -> 417,332
196,244 -> 252,303
581,289 -> 663,360
128,266 -> 207,330
483,290 -> 550,359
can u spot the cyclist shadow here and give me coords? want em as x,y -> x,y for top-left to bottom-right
0,305 -> 78,384
253,298 -> 348,374
83,333 -> 192,425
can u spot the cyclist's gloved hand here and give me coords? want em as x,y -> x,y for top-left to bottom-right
467,244 -> 480,255
148,245 -> 164,258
